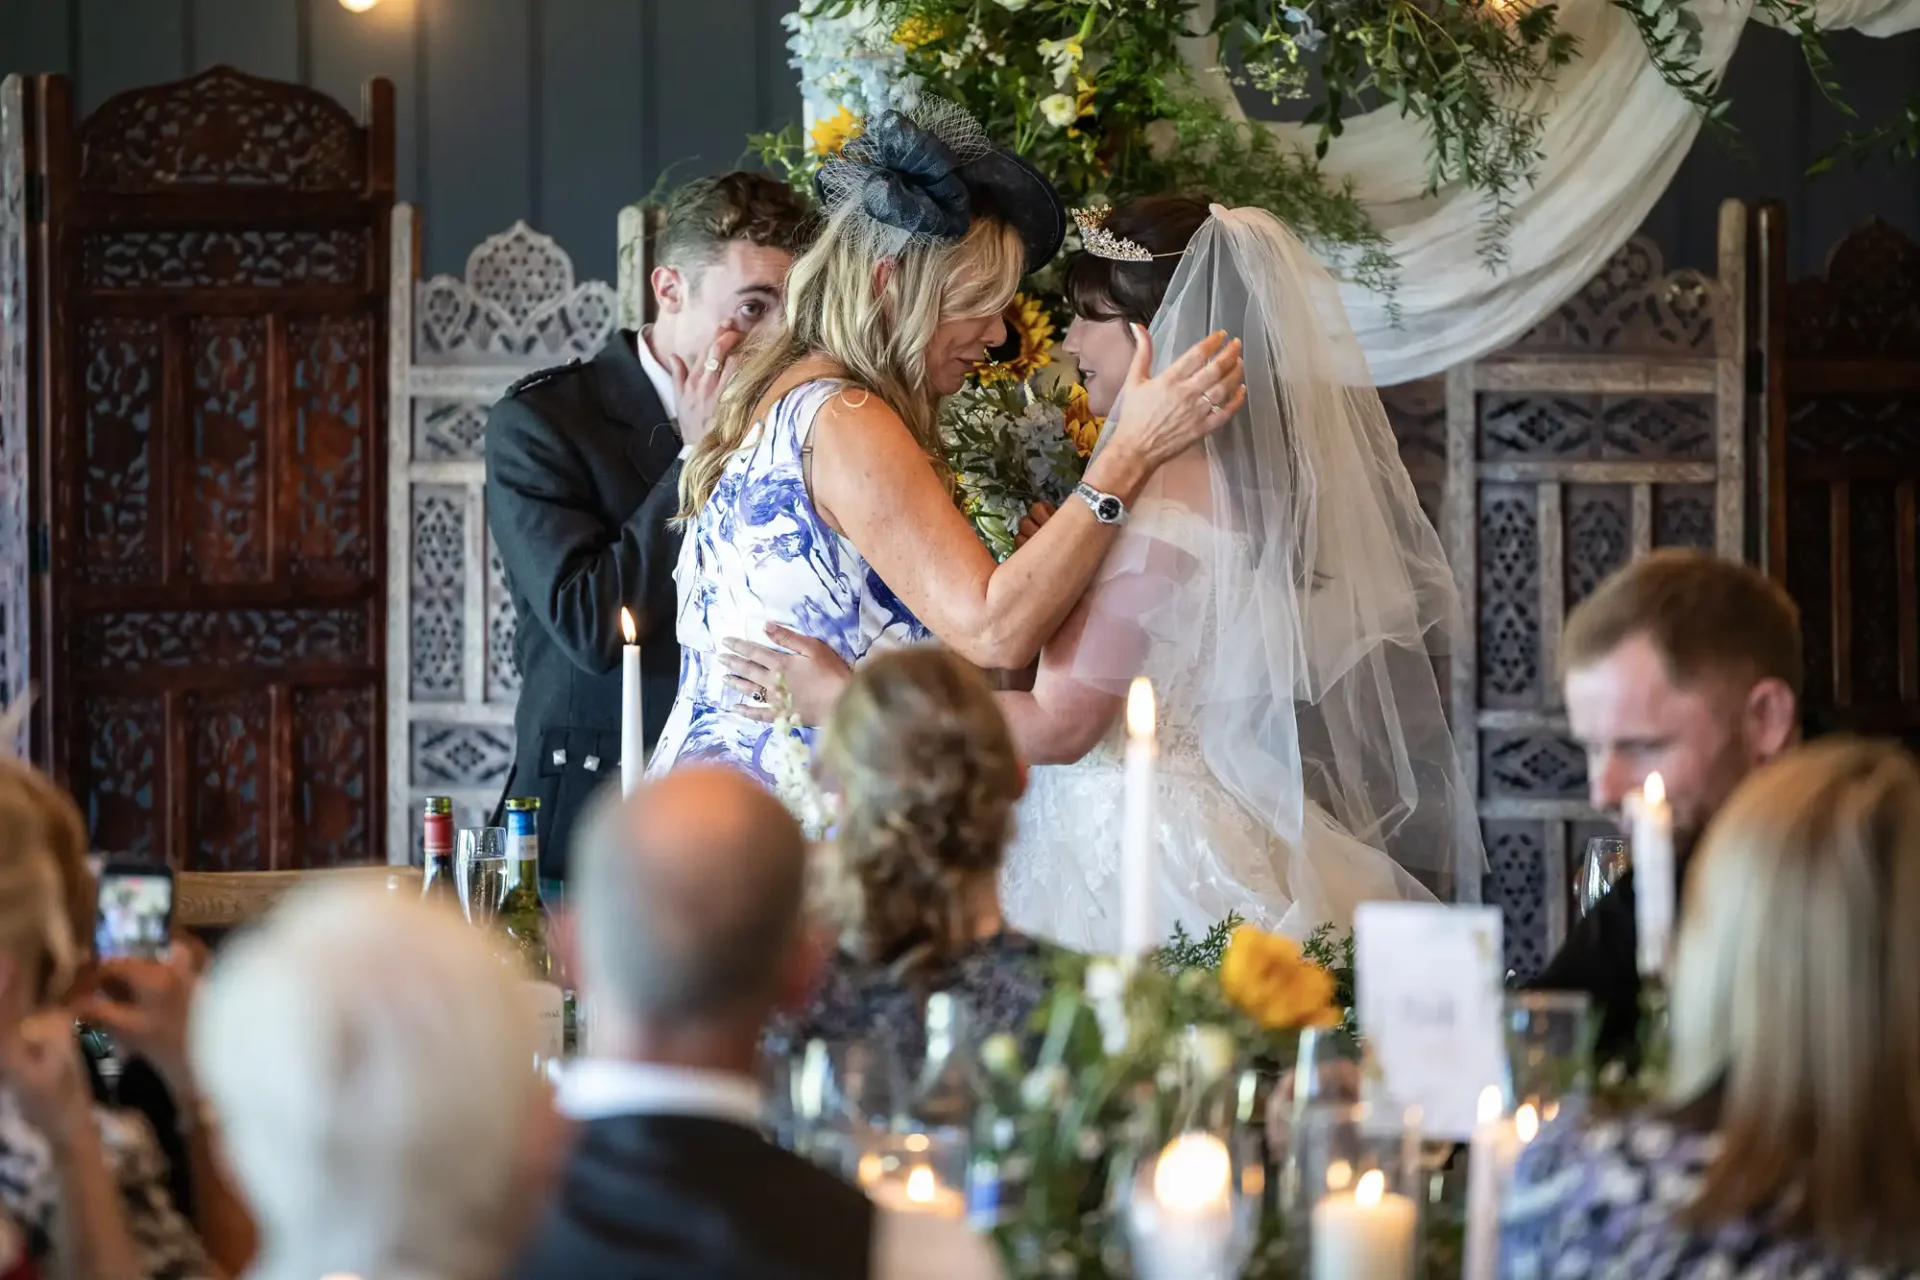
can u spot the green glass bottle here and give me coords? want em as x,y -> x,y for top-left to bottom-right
501,797 -> 564,1072
419,796 -> 457,906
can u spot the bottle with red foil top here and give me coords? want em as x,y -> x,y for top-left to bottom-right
420,796 -> 456,905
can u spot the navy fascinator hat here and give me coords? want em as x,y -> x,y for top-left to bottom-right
814,99 -> 1066,275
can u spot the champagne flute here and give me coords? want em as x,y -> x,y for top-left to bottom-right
1577,837 -> 1631,919
456,826 -> 508,926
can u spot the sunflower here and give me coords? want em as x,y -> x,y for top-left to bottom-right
892,14 -> 950,48
1062,383 -> 1104,458
974,293 -> 1056,386
808,106 -> 863,157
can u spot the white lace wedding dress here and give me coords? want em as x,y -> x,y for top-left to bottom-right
997,503 -> 1438,953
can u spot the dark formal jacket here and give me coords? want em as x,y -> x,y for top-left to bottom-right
1527,868 -> 1641,1065
484,332 -> 683,880
508,1114 -> 876,1280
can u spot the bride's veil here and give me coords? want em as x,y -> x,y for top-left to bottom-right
1068,205 -> 1485,903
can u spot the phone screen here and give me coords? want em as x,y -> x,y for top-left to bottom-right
95,870 -> 173,961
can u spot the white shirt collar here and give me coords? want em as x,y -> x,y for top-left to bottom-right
556,1058 -> 764,1127
634,328 -> 679,419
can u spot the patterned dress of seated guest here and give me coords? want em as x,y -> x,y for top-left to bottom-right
1500,738 -> 1920,1279
767,648 -> 1064,1074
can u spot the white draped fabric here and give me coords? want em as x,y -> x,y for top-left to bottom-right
795,0 -> 1920,383
1181,0 -> 1920,383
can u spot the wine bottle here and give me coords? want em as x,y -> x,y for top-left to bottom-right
501,797 -> 564,1073
419,796 -> 456,905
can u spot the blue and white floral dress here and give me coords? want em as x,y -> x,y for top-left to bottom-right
647,378 -> 928,787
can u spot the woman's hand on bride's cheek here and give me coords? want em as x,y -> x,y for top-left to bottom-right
1102,327 -> 1247,476
718,625 -> 853,725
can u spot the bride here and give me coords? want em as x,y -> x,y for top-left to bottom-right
727,195 -> 1483,948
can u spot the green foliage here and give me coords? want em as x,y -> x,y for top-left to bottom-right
1149,912 -> 1244,974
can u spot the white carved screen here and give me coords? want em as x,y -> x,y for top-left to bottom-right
0,78 -> 32,756
385,209 -> 618,863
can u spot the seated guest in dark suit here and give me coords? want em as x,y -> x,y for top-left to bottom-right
1528,550 -> 1800,1063
484,173 -> 812,881
1503,738 -> 1920,1274
513,767 -> 1004,1280
766,647 -> 1059,1076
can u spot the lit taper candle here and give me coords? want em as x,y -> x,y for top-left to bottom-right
619,607 -> 642,796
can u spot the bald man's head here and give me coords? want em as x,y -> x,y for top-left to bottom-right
573,768 -> 807,1025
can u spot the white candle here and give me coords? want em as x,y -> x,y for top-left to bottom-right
1311,1168 -> 1417,1280
1121,677 -> 1157,959
868,1163 -> 966,1219
1132,1133 -> 1236,1280
1464,1088 -> 1539,1280
1631,771 -> 1674,977
620,607 -> 643,796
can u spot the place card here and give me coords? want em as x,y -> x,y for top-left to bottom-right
1354,903 -> 1506,1141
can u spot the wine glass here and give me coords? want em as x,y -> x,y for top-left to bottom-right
1577,837 -> 1631,919
1504,991 -> 1592,1122
789,1039 -> 905,1177
455,827 -> 508,926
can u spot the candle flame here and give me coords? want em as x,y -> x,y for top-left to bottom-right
1515,1103 -> 1540,1144
1152,1132 -> 1231,1211
904,1132 -> 930,1153
905,1165 -> 938,1203
856,1152 -> 885,1188
620,607 -> 636,645
1642,771 -> 1665,806
1477,1084 -> 1503,1125
1127,677 -> 1155,738
1355,1168 -> 1386,1207
1324,1158 -> 1353,1192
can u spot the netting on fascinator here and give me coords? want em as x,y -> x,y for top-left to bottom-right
814,97 -> 995,263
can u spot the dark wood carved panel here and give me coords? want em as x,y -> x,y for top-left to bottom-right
0,78 -> 32,753
1762,209 -> 1920,747
31,66 -> 394,870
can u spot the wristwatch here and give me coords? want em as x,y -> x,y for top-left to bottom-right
1073,481 -> 1127,525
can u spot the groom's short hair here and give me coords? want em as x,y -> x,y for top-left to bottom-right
652,172 -> 813,276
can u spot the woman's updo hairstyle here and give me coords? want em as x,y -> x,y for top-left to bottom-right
1064,194 -> 1212,326
817,647 -> 1022,979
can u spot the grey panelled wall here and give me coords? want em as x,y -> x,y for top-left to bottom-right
0,0 -> 799,283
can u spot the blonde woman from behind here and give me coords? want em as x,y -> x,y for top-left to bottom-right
1502,737 -> 1920,1275
190,884 -> 562,1280
767,646 -> 1059,1076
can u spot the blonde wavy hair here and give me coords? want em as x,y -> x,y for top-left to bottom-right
0,759 -> 93,1006
816,647 -> 1022,979
678,201 -> 1025,518
1669,736 -> 1920,1263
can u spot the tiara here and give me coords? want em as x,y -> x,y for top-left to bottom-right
1072,206 -> 1186,263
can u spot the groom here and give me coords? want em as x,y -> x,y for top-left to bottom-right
485,172 -> 812,881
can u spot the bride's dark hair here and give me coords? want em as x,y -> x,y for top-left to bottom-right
1063,194 -> 1211,325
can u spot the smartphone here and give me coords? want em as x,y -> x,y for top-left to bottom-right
94,864 -> 174,962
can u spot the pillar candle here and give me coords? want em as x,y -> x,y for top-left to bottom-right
620,607 -> 643,796
1311,1169 -> 1417,1280
1121,677 -> 1157,960
1631,771 -> 1674,977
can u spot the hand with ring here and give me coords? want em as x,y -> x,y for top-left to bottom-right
1098,326 -> 1247,476
668,327 -> 746,449
719,624 -> 854,725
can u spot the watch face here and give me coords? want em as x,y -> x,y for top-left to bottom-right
1097,496 -> 1122,522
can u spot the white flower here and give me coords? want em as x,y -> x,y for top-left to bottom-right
997,0 -> 1032,9
1083,959 -> 1130,1054
1036,36 -> 1084,86
1020,1065 -> 1068,1109
1039,93 -> 1078,129
1183,1025 -> 1238,1083
980,1032 -> 1022,1078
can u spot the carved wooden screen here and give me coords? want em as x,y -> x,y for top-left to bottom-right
0,78 -> 32,757
386,210 -> 617,863
1757,208 -> 1920,749
616,202 -> 663,331
1443,204 -> 1747,978
31,68 -> 394,870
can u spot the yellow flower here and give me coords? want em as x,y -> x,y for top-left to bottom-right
1067,75 -> 1098,138
892,14 -> 949,48
1062,383 -> 1103,457
974,293 -> 1056,386
808,106 -> 863,157
1219,925 -> 1342,1030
